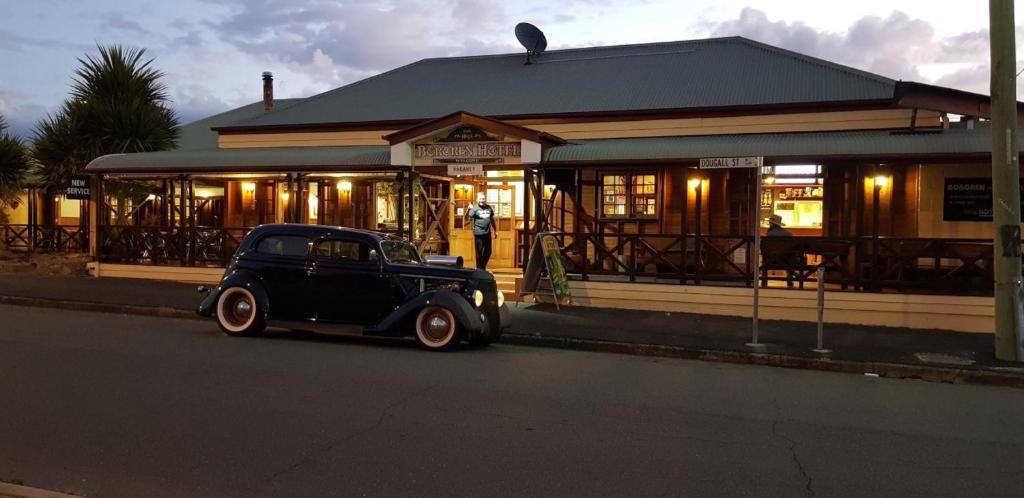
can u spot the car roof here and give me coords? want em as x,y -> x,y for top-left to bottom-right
248,224 -> 403,242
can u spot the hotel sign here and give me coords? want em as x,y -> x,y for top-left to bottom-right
416,142 -> 521,162
699,156 -> 764,169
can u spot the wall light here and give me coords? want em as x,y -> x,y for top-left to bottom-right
873,175 -> 888,189
455,183 -> 473,191
242,182 -> 257,193
280,192 -> 290,202
146,194 -> 157,201
688,178 -> 703,190
336,180 -> 352,192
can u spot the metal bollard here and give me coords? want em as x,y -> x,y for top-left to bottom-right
813,266 -> 832,354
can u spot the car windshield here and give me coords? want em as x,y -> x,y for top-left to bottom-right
380,240 -> 421,263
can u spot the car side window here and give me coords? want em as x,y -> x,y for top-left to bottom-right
314,239 -> 373,263
255,235 -> 310,258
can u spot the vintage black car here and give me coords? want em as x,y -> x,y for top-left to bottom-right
197,224 -> 510,350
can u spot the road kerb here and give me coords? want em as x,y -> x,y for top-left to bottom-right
2,293 -> 1022,388
0,481 -> 81,498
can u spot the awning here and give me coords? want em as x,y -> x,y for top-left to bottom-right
85,146 -> 392,174
542,128 -> 1006,164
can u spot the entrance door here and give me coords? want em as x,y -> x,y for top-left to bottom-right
450,180 -> 517,269
485,185 -> 515,268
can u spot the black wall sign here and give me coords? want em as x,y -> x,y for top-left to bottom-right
943,178 -> 1024,222
65,176 -> 90,200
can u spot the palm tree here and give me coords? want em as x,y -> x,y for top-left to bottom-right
32,45 -> 179,224
0,114 -> 31,224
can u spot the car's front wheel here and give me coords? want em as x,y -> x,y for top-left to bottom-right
414,306 -> 460,351
216,287 -> 266,337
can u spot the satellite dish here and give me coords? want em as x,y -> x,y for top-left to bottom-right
515,22 -> 547,64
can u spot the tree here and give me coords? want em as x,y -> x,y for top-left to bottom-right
32,45 -> 179,224
0,114 -> 31,224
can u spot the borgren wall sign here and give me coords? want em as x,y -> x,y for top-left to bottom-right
65,176 -> 90,200
943,178 -> 1024,222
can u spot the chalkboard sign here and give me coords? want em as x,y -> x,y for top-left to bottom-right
65,176 -> 90,200
943,178 -> 1024,222
520,232 -> 571,307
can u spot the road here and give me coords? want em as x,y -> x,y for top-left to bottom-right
0,305 -> 1021,498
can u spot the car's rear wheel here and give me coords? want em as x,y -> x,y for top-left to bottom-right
414,306 -> 460,351
216,287 -> 266,337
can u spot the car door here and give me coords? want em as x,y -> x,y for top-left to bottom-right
309,237 -> 391,325
248,233 -> 313,320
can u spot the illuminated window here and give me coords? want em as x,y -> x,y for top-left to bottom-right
632,174 -> 657,216
601,173 -> 657,218
602,174 -> 627,216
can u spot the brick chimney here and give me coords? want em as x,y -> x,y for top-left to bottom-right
262,71 -> 274,111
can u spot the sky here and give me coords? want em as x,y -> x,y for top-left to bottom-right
0,0 -> 1020,138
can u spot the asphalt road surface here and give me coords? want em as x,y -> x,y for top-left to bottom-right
0,305 -> 1022,498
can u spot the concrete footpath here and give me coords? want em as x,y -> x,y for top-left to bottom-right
1,273 -> 1023,387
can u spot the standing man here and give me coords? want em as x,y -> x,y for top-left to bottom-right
467,192 -> 498,270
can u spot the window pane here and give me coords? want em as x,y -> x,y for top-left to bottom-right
315,239 -> 370,261
256,235 -> 310,257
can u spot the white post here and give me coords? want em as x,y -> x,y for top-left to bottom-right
813,266 -> 831,354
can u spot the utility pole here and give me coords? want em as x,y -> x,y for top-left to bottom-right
989,0 -> 1023,362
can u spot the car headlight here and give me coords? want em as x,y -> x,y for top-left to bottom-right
497,290 -> 505,307
472,289 -> 484,308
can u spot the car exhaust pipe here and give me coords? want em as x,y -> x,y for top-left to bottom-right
424,255 -> 464,269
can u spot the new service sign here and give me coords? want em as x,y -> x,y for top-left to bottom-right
65,176 -> 90,200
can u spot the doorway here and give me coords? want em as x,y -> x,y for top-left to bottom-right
450,174 -> 522,270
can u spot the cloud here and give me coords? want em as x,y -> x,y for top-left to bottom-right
697,7 -> 1024,95
201,0 -> 514,86
0,29 -> 89,53
0,84 -> 50,139
102,12 -> 150,35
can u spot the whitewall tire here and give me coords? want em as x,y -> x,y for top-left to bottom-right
216,287 -> 266,337
414,306 -> 460,350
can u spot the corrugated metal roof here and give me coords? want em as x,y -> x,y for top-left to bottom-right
85,146 -> 391,174
227,37 -> 896,129
543,129 -> 1000,163
86,128 -> 1002,175
176,99 -> 303,151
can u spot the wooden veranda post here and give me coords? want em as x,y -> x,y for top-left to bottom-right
396,172 -> 405,239
88,175 -> 102,258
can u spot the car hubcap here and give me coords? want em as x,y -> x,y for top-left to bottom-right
423,312 -> 451,342
225,294 -> 253,327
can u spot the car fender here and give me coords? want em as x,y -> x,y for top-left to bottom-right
367,289 -> 481,337
197,269 -> 270,321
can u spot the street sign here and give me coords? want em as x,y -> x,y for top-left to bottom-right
699,156 -> 764,169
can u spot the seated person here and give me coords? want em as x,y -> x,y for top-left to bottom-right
762,215 -> 805,287
766,214 -> 792,237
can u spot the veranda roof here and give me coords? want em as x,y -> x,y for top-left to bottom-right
85,127 -> 1010,175
542,128 -> 1010,164
85,146 -> 392,174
